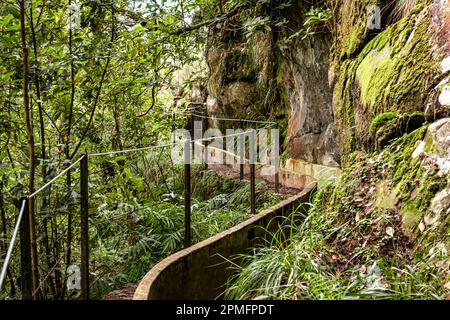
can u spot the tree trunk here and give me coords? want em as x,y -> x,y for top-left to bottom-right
19,0 -> 39,298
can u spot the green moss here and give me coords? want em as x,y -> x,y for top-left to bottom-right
369,112 -> 398,136
356,47 -> 392,107
346,21 -> 365,57
371,112 -> 426,150
355,13 -> 431,111
333,59 -> 359,164
376,125 -> 447,235
276,54 -> 288,107
332,0 -> 380,61
401,174 -> 448,234
373,180 -> 398,209
332,5 -> 441,162
384,125 -> 428,174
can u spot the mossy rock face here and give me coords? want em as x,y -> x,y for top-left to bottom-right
381,126 -> 437,232
331,2 -> 445,164
315,119 -> 449,240
369,112 -> 398,136
206,9 -> 277,122
223,49 -> 258,84
330,0 -> 383,67
371,112 -> 426,150
206,2 -> 339,166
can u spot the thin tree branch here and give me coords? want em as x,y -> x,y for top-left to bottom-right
170,3 -> 248,35
138,85 -> 157,117
70,4 -> 116,159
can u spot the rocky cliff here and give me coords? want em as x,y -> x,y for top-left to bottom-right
205,1 -> 340,166
206,0 -> 450,293
325,0 -> 449,265
332,0 -> 450,163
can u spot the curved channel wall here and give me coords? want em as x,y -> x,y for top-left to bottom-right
133,183 -> 316,300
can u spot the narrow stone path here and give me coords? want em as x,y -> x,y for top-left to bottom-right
209,164 -> 300,196
103,165 -> 301,300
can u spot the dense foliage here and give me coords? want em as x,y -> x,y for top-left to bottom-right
1,0 -> 299,299
0,0 -> 250,299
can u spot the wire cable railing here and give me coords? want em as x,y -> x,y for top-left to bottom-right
28,156 -> 85,199
0,199 -> 26,293
185,111 -> 278,126
0,112 -> 284,300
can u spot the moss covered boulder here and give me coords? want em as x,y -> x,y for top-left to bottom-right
331,0 -> 449,164
313,119 -> 450,294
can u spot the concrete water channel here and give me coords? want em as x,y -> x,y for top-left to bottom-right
133,150 -> 337,299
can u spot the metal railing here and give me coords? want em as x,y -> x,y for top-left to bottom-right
0,112 -> 280,300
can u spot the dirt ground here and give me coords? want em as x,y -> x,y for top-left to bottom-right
103,283 -> 138,300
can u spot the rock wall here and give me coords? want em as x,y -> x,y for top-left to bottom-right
201,0 -> 450,298
331,0 -> 450,163
281,34 -> 340,167
204,0 -> 450,244
204,0 -> 450,166
312,0 -> 450,289
206,10 -> 275,120
205,1 -> 340,167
